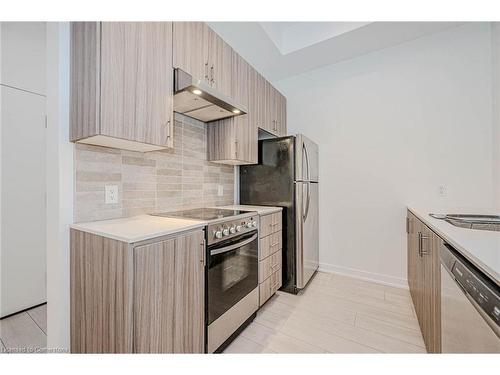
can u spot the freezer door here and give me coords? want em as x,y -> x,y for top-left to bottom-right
295,181 -> 319,289
295,134 -> 319,182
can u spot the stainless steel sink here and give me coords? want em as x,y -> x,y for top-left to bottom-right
429,214 -> 500,232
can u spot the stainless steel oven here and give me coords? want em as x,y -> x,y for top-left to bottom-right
207,217 -> 259,353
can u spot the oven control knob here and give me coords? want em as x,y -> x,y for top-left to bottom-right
236,225 -> 242,232
230,226 -> 236,234
246,222 -> 252,228
222,228 -> 230,236
252,221 -> 257,227
214,230 -> 223,239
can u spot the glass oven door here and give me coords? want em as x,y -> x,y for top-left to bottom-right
208,231 -> 258,325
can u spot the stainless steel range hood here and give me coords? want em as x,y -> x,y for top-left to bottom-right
173,68 -> 247,123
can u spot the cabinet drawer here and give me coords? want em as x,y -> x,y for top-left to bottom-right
259,231 -> 282,260
259,212 -> 282,237
271,267 -> 282,293
259,267 -> 282,306
259,277 -> 272,306
259,249 -> 282,283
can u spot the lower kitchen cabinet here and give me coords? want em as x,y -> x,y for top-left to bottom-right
70,228 -> 205,353
258,211 -> 283,306
407,210 -> 441,353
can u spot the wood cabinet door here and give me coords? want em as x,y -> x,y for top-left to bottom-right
409,215 -> 424,331
173,230 -> 205,353
213,36 -> 233,97
407,212 -> 418,306
70,230 -> 134,353
246,65 -> 259,163
264,80 -> 276,134
407,212 -> 442,354
133,229 -> 205,354
134,239 -> 176,353
100,22 -> 173,147
173,22 -> 206,82
277,91 -> 287,136
232,52 -> 257,164
256,72 -> 268,132
423,228 -> 442,353
419,224 -> 433,351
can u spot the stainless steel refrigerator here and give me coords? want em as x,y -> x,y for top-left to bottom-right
240,134 -> 319,294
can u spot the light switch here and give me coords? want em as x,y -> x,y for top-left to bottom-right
105,185 -> 119,204
217,184 -> 223,197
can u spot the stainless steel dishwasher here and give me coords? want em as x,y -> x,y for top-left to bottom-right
440,242 -> 500,353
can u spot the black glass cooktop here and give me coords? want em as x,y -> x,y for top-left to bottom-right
153,208 -> 252,221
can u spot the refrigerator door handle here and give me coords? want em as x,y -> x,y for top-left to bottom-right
302,143 -> 311,221
303,142 -> 310,181
304,182 -> 311,221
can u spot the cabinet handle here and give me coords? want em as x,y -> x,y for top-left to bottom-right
235,140 -> 238,158
166,120 -> 171,139
210,65 -> 214,85
200,240 -> 206,266
204,62 -> 209,81
418,232 -> 429,257
406,217 -> 410,234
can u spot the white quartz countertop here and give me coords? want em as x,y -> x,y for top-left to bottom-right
407,206 -> 500,284
217,205 -> 283,216
70,215 -> 207,244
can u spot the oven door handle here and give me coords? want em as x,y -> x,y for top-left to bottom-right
210,233 -> 258,256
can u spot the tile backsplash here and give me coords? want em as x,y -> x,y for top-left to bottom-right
74,114 -> 235,223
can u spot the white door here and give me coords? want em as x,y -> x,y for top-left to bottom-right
1,86 -> 46,317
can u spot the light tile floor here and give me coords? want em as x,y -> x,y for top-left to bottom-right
224,272 -> 426,353
0,304 -> 47,354
0,274 -> 425,354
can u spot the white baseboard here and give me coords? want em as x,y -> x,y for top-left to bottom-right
318,262 -> 409,290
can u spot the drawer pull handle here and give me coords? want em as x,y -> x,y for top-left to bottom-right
271,242 -> 279,247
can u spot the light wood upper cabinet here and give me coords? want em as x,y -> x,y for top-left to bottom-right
276,91 -> 287,136
407,210 -> 441,353
71,228 -> 205,354
70,22 -> 174,152
211,32 -> 233,97
173,22 -> 232,96
257,79 -> 287,137
173,22 -> 206,82
207,50 -> 257,165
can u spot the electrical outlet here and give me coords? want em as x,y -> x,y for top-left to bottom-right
105,185 -> 119,204
438,185 -> 447,198
217,184 -> 223,197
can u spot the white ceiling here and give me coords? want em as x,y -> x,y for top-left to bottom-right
207,22 -> 464,83
259,22 -> 371,55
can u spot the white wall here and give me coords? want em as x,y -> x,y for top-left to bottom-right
492,23 -> 500,210
46,22 -> 72,351
277,23 -> 496,287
